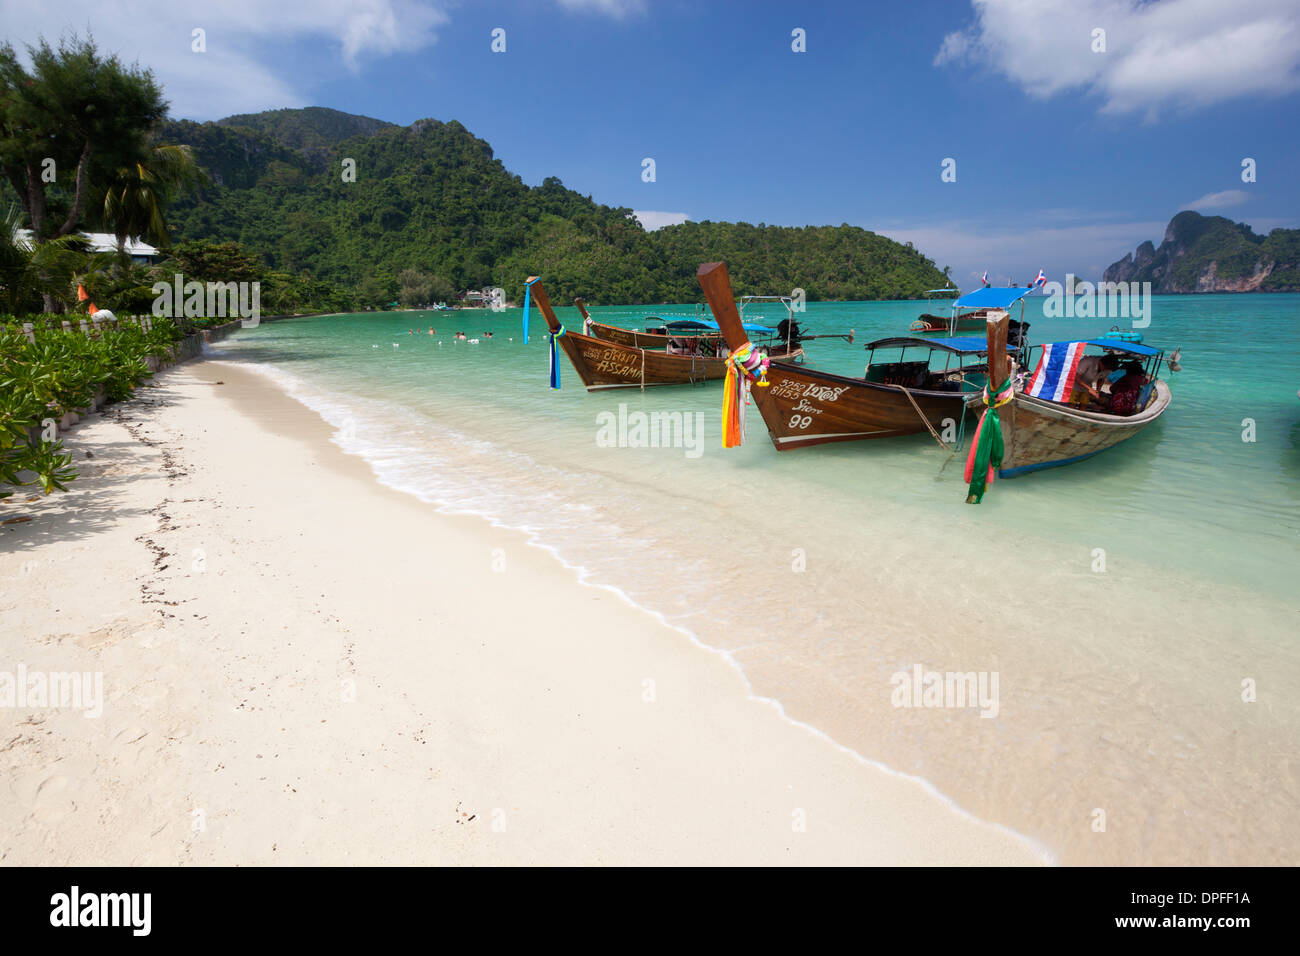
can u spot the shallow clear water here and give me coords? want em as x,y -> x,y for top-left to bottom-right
210,294 -> 1300,864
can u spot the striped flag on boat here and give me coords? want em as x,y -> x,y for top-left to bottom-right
1026,342 -> 1085,402
1031,269 -> 1047,288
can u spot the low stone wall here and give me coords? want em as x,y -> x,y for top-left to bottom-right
51,321 -> 244,437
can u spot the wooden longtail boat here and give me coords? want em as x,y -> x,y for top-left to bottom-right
529,277 -> 805,391
911,287 -> 964,333
697,261 -> 1014,449
911,309 -> 994,333
964,317 -> 1172,487
576,299 -> 700,349
910,284 -> 1034,334
578,295 -> 848,351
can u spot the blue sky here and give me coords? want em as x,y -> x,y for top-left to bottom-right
7,0 -> 1299,284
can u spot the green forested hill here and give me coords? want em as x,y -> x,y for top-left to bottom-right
217,107 -> 397,171
1104,210 -> 1300,292
161,108 -> 950,305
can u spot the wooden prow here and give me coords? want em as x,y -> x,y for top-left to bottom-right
527,277 -> 563,333
984,309 -> 1010,386
574,297 -> 590,321
696,262 -> 747,356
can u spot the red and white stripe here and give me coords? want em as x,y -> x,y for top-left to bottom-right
1026,341 -> 1085,402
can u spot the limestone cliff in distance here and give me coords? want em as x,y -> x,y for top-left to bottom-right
1104,211 -> 1299,293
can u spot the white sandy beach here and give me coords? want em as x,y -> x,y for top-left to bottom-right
0,359 -> 1045,865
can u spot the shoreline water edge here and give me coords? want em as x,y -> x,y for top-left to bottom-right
0,357 -> 1049,866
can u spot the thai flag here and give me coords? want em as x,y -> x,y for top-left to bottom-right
1026,342 -> 1085,402
1032,269 -> 1047,288
981,270 -> 989,287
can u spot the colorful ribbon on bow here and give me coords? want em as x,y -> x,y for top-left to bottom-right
722,342 -> 770,448
547,326 -> 566,389
521,276 -> 539,345
964,376 -> 1014,503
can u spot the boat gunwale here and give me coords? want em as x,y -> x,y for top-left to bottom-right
968,379 -> 1172,427
760,357 -> 983,402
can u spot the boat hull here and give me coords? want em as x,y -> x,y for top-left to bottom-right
748,361 -> 972,449
967,380 -> 1171,476
559,329 -> 802,390
910,310 -> 992,333
587,321 -> 707,349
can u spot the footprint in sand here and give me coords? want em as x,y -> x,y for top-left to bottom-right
32,774 -> 75,824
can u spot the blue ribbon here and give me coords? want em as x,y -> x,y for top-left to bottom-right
522,276 -> 539,345
547,326 -> 566,389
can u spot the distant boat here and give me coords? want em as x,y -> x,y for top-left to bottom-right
910,287 -> 963,333
911,285 -> 1018,334
527,278 -> 804,390
431,302 -> 454,311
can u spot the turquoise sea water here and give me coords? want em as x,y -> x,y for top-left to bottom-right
210,294 -> 1299,865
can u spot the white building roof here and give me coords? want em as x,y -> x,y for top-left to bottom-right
16,229 -> 160,257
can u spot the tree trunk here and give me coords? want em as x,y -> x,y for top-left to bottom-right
25,162 -> 46,239
52,140 -> 92,239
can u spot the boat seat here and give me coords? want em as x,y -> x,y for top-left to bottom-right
866,360 -> 929,386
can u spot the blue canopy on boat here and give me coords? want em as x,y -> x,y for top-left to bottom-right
1082,339 -> 1161,357
663,318 -> 777,335
866,336 -> 1016,355
954,286 -> 1035,309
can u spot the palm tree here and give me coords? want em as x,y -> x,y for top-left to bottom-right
100,144 -> 206,253
0,204 -> 85,314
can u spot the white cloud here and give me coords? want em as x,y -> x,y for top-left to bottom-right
936,0 -> 1300,117
634,210 -> 690,231
1181,189 -> 1249,211
0,0 -> 449,119
556,0 -> 647,17
881,218 -> 1169,284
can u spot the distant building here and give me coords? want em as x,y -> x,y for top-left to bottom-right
17,230 -> 162,265
460,290 -> 488,307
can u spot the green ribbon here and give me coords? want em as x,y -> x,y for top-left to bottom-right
965,376 -> 1011,505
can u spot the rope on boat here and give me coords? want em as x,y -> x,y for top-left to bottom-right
938,405 -> 970,476
546,325 -> 566,389
722,342 -> 770,448
964,377 -> 1014,504
897,385 -> 951,453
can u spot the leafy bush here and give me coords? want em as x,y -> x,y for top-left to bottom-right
0,315 -> 189,497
